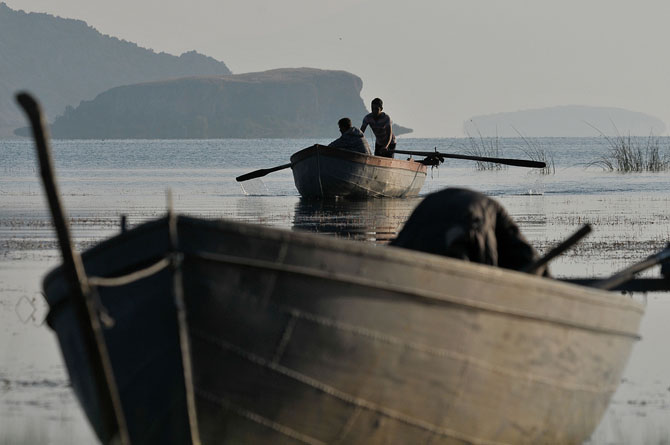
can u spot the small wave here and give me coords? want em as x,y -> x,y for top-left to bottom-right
1,377 -> 70,390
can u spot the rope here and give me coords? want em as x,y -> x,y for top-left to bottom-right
87,258 -> 170,287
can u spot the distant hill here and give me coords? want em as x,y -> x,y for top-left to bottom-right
0,2 -> 231,137
26,68 -> 412,139
464,105 -> 666,137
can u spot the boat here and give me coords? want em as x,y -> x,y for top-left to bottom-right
43,215 -> 644,445
236,145 -> 545,201
19,93 -> 645,444
289,145 -> 427,199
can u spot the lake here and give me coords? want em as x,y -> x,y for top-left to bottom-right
1,136 -> 670,444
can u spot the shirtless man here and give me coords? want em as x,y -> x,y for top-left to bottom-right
360,98 -> 396,158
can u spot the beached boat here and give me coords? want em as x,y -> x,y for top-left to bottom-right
18,92 -> 644,445
289,145 -> 427,199
43,215 -> 644,444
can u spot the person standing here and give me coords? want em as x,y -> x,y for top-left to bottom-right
360,98 -> 396,158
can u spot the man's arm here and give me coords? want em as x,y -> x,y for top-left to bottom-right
360,115 -> 369,133
327,136 -> 342,148
380,116 -> 394,149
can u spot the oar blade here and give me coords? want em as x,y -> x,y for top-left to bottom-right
236,163 -> 293,182
236,169 -> 269,182
489,157 -> 546,168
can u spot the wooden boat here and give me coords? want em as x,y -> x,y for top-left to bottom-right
17,92 -> 644,445
43,215 -> 644,444
290,145 -> 427,199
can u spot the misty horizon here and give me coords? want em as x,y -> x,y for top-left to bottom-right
3,0 -> 670,137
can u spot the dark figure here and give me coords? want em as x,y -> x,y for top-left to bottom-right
328,117 -> 372,155
360,98 -> 396,158
662,243 -> 670,280
391,188 -> 547,275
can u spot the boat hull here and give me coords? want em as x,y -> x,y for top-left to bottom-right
44,216 -> 644,444
290,145 -> 427,199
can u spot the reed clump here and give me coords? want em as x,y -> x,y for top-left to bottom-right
590,133 -> 670,173
513,127 -> 555,175
465,128 -> 507,171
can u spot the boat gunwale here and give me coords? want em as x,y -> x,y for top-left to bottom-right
182,216 -> 644,313
43,215 -> 645,326
290,144 -> 428,174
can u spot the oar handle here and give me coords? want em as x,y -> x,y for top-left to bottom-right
394,150 -> 546,169
595,246 -> 670,290
236,162 -> 293,182
563,278 -> 670,292
522,224 -> 592,274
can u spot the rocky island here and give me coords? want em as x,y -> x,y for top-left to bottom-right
26,68 -> 412,139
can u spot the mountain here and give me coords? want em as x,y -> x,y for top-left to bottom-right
29,68 -> 412,139
464,105 -> 666,137
0,2 -> 231,137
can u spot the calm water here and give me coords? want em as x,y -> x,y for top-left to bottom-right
1,137 -> 670,444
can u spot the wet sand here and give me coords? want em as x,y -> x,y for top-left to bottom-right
1,186 -> 669,444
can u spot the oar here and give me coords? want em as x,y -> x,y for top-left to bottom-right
523,224 -> 592,274
236,162 -> 292,182
593,245 -> 670,290
393,149 -> 546,169
564,278 -> 670,292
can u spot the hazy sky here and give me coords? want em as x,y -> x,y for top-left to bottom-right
6,0 -> 670,137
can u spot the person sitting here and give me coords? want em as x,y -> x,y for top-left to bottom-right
360,98 -> 395,158
328,117 -> 371,155
390,188 -> 548,275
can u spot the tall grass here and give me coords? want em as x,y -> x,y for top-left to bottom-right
513,127 -> 556,175
465,127 -> 507,171
588,124 -> 670,172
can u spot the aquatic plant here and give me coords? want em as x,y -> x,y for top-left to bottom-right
513,127 -> 556,175
464,123 -> 507,171
587,124 -> 670,172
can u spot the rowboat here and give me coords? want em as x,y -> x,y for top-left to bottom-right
236,146 -> 545,200
289,145 -> 427,199
44,215 -> 644,444
18,93 -> 644,445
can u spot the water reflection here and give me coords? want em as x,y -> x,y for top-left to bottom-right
293,197 -> 421,244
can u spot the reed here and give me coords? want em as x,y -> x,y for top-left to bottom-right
513,127 -> 556,175
464,125 -> 507,171
588,125 -> 670,172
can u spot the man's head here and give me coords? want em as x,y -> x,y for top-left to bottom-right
371,98 -> 383,117
338,117 -> 352,133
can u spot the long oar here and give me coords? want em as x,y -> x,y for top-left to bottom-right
236,162 -> 292,182
394,149 -> 546,169
523,224 -> 592,274
16,92 -> 130,444
564,277 -> 670,292
593,245 -> 670,290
